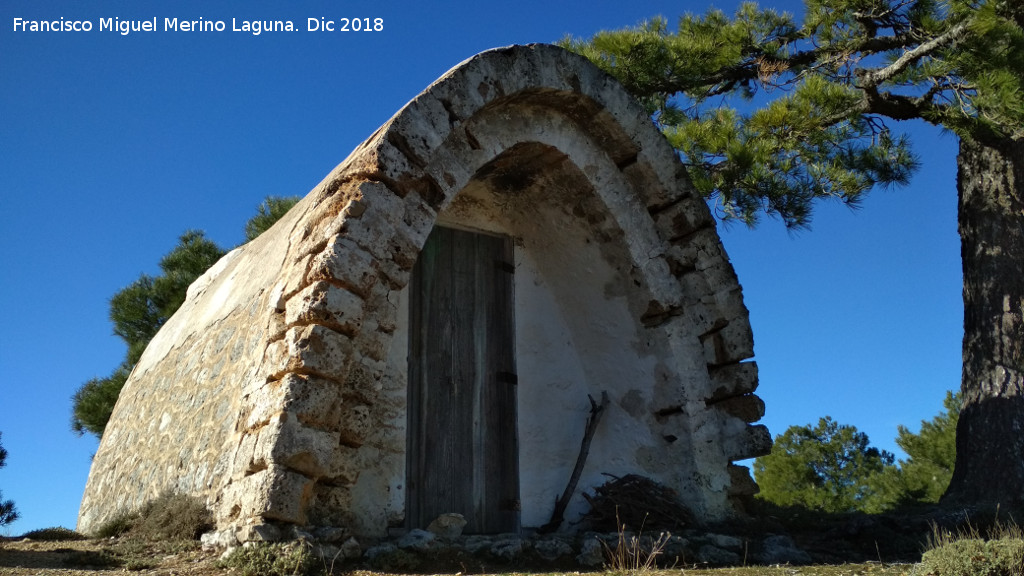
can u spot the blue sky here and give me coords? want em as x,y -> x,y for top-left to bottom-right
0,0 -> 961,534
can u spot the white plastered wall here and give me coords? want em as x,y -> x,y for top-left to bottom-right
361,166 -> 693,531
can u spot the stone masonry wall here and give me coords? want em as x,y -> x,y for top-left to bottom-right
79,44 -> 769,539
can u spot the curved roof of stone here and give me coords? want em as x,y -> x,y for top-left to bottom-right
79,44 -> 767,536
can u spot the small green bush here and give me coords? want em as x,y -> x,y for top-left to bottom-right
218,542 -> 321,576
915,521 -> 1024,576
20,526 -> 86,541
915,538 -> 1024,575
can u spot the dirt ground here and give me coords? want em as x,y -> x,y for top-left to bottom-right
0,536 -> 224,576
0,536 -> 918,576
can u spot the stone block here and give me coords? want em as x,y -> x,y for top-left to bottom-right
707,362 -> 758,402
324,445 -> 362,485
279,374 -> 343,430
280,254 -> 314,301
427,513 -> 467,539
700,321 -> 755,367
534,538 -> 573,560
710,394 -> 765,423
651,196 -> 714,241
727,464 -> 759,497
722,424 -> 773,462
398,528 -> 436,550
285,281 -> 365,334
285,325 -> 354,379
242,381 -> 287,430
308,237 -> 378,298
201,528 -> 239,550
576,537 -> 604,566
236,523 -> 282,543
226,466 -> 314,525
231,431 -> 260,478
309,484 -> 355,527
253,414 -> 340,477
336,402 -> 372,448
341,194 -> 422,276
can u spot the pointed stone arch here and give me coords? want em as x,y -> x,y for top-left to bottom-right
78,44 -> 770,539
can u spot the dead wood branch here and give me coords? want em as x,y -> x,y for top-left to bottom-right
581,474 -> 692,532
538,390 -> 609,533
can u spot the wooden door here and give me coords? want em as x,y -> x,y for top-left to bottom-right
407,226 -> 519,534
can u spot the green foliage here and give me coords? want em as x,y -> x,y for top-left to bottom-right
245,195 -> 301,242
894,390 -> 961,503
70,364 -> 129,437
19,526 -> 86,540
0,432 -> 18,527
72,197 -> 299,439
914,521 -> 1024,576
754,393 -> 961,513
754,416 -> 896,513
562,0 -> 1024,227
218,542 -> 322,576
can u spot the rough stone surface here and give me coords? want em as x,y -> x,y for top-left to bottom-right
427,513 -> 468,540
397,529 -> 436,551
757,534 -> 812,565
78,43 -> 767,540
340,537 -> 363,560
193,526 -> 820,569
534,538 -> 574,560
236,524 -> 282,543
490,537 -> 528,560
201,529 -> 238,551
576,537 -> 605,566
697,544 -> 741,566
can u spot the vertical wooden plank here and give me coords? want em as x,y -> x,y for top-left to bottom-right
449,228 -> 479,527
407,226 -> 519,534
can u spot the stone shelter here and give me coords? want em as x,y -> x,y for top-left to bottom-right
78,44 -> 770,540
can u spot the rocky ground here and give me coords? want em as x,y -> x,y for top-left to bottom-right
0,502 -> 1009,576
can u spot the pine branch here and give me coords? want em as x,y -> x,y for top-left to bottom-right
856,21 -> 971,89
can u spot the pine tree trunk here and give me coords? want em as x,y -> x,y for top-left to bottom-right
944,136 -> 1024,507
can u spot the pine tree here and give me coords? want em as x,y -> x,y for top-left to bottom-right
244,195 -> 301,242
0,433 -> 18,527
753,417 -> 895,513
867,391 -> 961,508
895,391 -> 960,503
564,0 -> 1024,507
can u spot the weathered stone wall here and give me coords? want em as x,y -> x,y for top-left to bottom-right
78,44 -> 769,539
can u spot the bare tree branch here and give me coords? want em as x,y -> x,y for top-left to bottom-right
856,21 -> 971,88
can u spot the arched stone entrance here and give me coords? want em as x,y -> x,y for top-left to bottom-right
78,44 -> 770,540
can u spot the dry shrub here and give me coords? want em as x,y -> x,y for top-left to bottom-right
92,491 -> 212,541
582,474 -> 691,532
132,492 -> 212,541
600,508 -> 672,574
